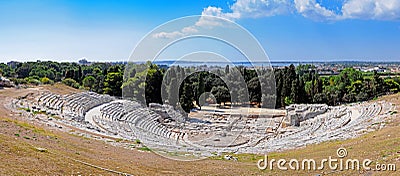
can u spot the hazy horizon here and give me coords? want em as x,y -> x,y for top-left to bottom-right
3,58 -> 400,64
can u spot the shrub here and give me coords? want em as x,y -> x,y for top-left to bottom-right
40,77 -> 54,84
62,78 -> 80,89
10,78 -> 28,85
138,146 -> 151,151
28,78 -> 40,86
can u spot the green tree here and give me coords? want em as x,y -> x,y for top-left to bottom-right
16,63 -> 32,78
168,78 -> 178,107
180,81 -> 194,113
313,93 -> 327,103
62,78 -> 79,88
284,96 -> 293,105
247,77 -> 261,103
211,86 -> 230,105
145,66 -> 163,105
103,72 -> 123,96
196,72 -> 205,109
290,77 -> 300,103
82,75 -> 96,91
274,69 -> 284,108
225,65 -> 230,74
384,79 -> 400,93
40,77 -> 53,84
373,71 -> 384,97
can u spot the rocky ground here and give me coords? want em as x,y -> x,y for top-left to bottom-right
0,84 -> 399,175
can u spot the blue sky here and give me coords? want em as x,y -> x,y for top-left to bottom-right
0,0 -> 399,62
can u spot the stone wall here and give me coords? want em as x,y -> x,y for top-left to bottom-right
285,104 -> 328,126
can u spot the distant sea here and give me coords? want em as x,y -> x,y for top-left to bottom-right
128,60 -> 400,68
151,60 -> 298,67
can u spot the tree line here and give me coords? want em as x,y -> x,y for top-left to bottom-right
1,61 -> 399,112
1,61 -> 123,96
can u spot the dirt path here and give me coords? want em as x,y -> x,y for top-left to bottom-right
1,85 -> 399,175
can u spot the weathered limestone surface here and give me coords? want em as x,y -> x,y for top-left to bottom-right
285,104 -> 328,126
13,91 -> 395,156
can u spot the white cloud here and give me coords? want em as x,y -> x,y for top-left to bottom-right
182,26 -> 198,33
196,1 -> 293,20
152,7 -> 232,39
200,6 -> 240,20
230,0 -> 293,18
152,31 -> 184,39
294,0 -> 339,21
342,0 -> 400,20
152,0 -> 400,39
201,0 -> 400,21
198,0 -> 340,22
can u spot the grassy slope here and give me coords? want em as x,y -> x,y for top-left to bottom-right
220,94 -> 400,175
0,84 -> 399,175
